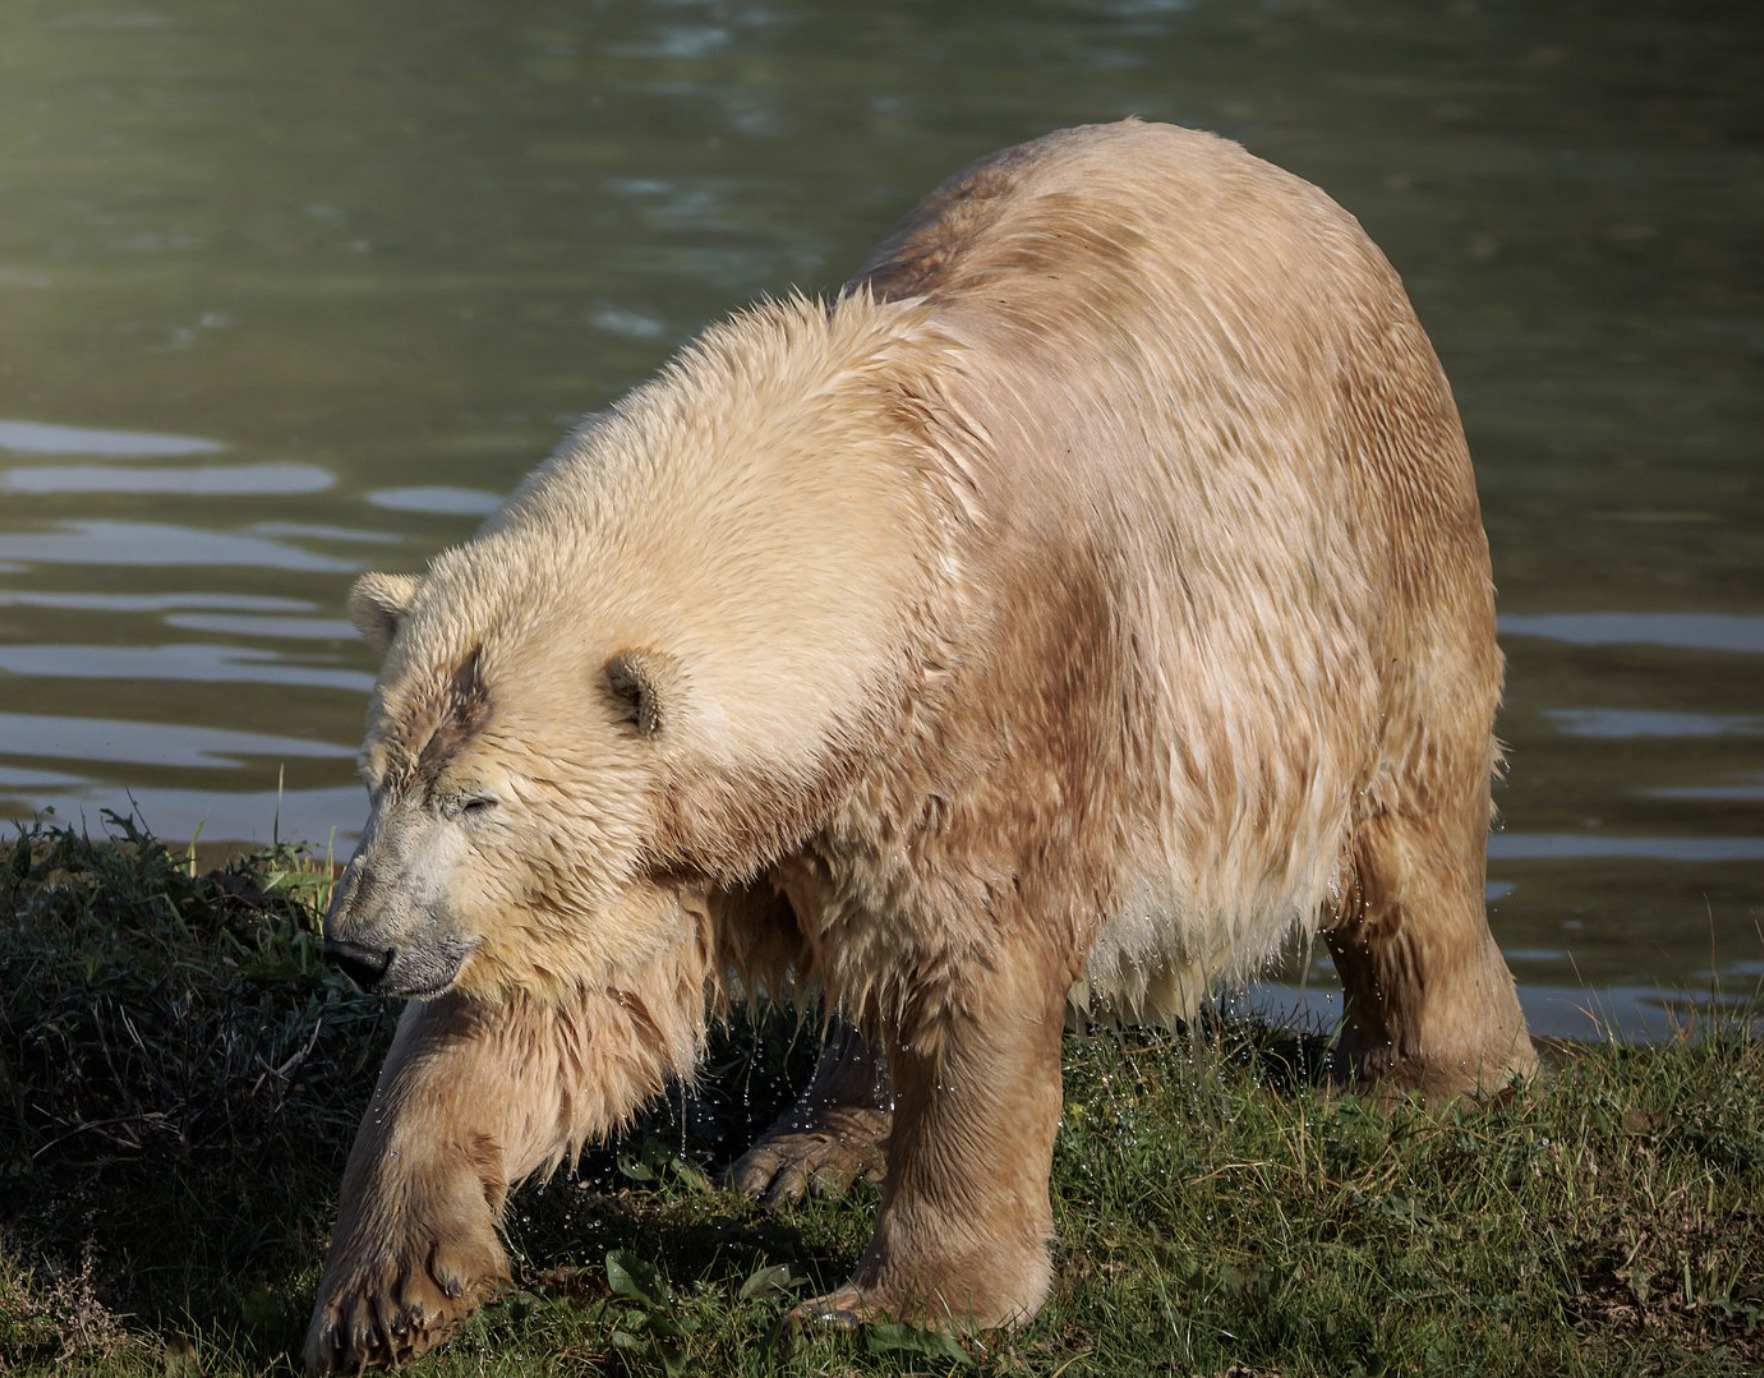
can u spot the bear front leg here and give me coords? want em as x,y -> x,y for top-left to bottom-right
305,940 -> 713,1373
798,943 -> 1067,1330
303,994 -> 516,1373
728,1020 -> 892,1204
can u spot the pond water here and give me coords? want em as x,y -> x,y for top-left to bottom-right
1,0 -> 1758,1039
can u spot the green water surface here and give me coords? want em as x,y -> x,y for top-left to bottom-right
0,0 -> 1759,1036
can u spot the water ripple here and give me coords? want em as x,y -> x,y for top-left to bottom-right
161,613 -> 357,641
0,418 -> 225,458
366,486 -> 501,516
0,644 -> 372,692
1,461 -> 335,496
1490,833 -> 1764,863
1501,612 -> 1764,655
1546,708 -> 1763,738
0,712 -> 352,769
0,520 -> 358,572
0,591 -> 313,612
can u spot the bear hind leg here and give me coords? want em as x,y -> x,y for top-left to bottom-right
1324,803 -> 1537,1103
727,1020 -> 892,1205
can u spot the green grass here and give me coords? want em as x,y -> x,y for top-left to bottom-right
2,814 -> 1761,1376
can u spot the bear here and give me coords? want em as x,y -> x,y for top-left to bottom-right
303,119 -> 1538,1372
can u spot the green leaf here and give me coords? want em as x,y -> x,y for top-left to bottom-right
738,1262 -> 803,1301
647,1310 -> 696,1340
616,1152 -> 656,1181
864,1321 -> 974,1366
606,1249 -> 672,1308
670,1155 -> 715,1195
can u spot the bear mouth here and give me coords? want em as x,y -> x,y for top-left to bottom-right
391,973 -> 462,1000
323,934 -> 477,998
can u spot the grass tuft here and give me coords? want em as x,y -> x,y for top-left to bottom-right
2,814 -> 1761,1375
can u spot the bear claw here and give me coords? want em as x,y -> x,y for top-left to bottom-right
727,1103 -> 891,1205
304,1239 -> 505,1373
787,1289 -> 872,1331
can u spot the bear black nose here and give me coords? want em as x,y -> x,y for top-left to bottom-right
324,939 -> 394,992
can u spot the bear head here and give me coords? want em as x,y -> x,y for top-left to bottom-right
320,295 -> 973,1006
321,555 -> 709,1004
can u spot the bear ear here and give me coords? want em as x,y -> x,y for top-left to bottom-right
348,572 -> 422,657
603,649 -> 679,738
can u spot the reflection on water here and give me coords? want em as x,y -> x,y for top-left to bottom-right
0,0 -> 1758,1036
1491,834 -> 1764,864
162,612 -> 357,640
0,591 -> 312,612
1502,612 -> 1764,655
0,521 -> 362,571
0,712 -> 351,769
366,487 -> 503,516
1545,708 -> 1761,739
0,418 -> 225,457
2,461 -> 335,496
1651,778 -> 1764,803
0,643 -> 373,692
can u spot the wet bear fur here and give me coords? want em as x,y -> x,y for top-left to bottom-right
304,120 -> 1536,1371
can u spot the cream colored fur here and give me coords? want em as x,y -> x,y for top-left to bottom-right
305,120 -> 1537,1372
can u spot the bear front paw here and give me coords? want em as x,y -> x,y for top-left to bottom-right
727,1102 -> 891,1205
789,1244 -> 1046,1334
302,1219 -> 508,1373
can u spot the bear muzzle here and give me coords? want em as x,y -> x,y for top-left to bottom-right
323,855 -> 478,998
321,930 -> 477,998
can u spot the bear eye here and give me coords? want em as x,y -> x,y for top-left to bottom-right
440,793 -> 497,821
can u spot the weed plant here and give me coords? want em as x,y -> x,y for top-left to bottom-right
1,815 -> 1759,1376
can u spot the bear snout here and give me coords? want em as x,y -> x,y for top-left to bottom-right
323,930 -> 477,998
323,854 -> 478,998
323,938 -> 394,992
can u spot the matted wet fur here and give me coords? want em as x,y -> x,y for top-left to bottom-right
304,120 -> 1536,1372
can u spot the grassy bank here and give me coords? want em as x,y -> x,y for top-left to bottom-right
1,817 -> 1760,1377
